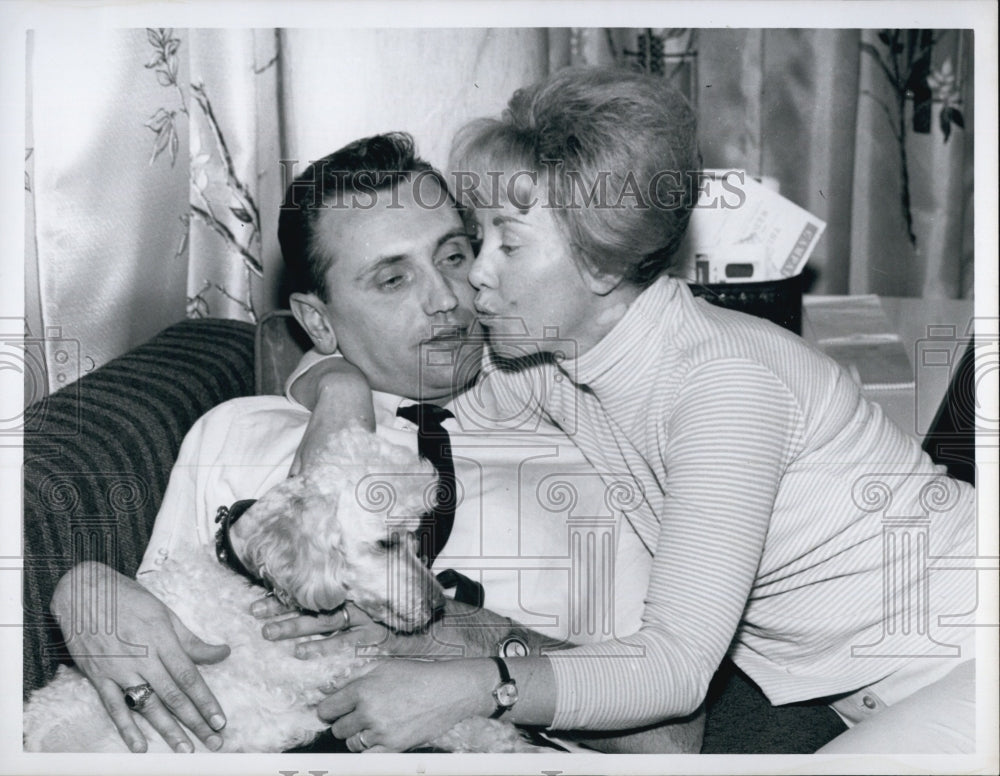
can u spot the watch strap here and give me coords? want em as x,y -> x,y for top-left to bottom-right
489,656 -> 514,719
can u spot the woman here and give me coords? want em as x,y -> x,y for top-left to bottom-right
293,66 -> 977,754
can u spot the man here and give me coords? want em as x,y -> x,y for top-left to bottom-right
49,133 -> 698,754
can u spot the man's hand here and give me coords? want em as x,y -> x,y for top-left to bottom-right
255,594 -> 702,752
50,561 -> 230,753
251,594 -> 530,661
252,597 -> 395,658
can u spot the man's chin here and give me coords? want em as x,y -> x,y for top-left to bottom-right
414,366 -> 479,401
416,338 -> 483,393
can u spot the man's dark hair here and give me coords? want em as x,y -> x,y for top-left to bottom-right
278,132 -> 450,301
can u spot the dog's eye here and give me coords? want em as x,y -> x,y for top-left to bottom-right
376,535 -> 401,552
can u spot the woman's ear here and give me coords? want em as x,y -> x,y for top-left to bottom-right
290,292 -> 338,354
573,252 -> 627,296
583,267 -> 627,296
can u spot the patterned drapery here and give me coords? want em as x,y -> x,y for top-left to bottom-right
24,27 -> 974,398
24,28 -> 548,396
26,29 -> 285,394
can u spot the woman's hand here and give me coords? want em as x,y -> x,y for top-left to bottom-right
50,561 -> 230,753
316,659 -> 494,752
288,358 -> 375,476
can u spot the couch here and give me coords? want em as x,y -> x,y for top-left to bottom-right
21,315 -> 846,753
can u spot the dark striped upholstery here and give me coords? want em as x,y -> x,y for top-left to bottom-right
22,318 -> 255,697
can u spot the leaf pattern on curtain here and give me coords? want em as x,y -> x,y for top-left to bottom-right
143,28 -> 268,323
144,28 -> 186,166
187,80 -> 264,321
853,29 -> 972,297
860,30 -> 968,248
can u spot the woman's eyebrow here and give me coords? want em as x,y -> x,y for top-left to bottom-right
492,214 -> 528,226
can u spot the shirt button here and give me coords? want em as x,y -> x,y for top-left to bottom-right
862,695 -> 877,709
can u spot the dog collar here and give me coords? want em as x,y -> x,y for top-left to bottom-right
215,499 -> 329,614
214,499 -> 264,586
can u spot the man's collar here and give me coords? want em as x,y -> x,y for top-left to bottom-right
372,388 -> 466,418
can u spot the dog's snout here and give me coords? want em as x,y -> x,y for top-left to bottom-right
372,539 -> 445,634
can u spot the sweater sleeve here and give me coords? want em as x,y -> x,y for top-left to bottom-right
283,348 -> 344,405
548,358 -> 804,730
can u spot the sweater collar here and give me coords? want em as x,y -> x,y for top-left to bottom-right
563,275 -> 682,390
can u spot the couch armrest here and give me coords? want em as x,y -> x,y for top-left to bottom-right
22,318 -> 255,697
255,310 -> 311,396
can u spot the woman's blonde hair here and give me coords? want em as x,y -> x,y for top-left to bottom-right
450,66 -> 700,286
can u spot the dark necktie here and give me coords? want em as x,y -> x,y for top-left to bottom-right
396,402 -> 455,566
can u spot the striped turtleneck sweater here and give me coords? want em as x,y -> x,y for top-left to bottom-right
484,275 -> 976,731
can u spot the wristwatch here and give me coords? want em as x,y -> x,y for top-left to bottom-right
497,633 -> 530,658
489,656 -> 518,718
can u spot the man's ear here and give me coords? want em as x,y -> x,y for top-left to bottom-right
290,292 -> 338,354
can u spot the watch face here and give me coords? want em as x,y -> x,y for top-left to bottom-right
500,636 -> 529,658
495,681 -> 518,707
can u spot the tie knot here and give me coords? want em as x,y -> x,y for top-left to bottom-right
396,402 -> 454,431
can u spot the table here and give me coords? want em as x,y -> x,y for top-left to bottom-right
801,296 -> 975,443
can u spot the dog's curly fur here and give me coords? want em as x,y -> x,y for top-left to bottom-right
23,429 -> 544,753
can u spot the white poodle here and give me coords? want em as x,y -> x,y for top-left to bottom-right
23,429 -> 542,753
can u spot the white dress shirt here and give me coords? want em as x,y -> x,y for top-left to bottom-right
139,374 -> 652,645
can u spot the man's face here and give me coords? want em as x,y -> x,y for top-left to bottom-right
312,177 -> 479,401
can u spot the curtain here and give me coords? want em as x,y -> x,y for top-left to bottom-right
24,27 -> 974,399
850,29 -> 974,298
24,28 -> 548,397
563,28 -> 974,298
27,28 -> 191,394
26,28 -> 282,395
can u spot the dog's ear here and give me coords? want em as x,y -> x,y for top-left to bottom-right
230,472 -> 351,612
264,492 -> 352,613
294,552 -> 349,613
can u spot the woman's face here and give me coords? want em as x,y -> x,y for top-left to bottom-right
468,196 -> 597,359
